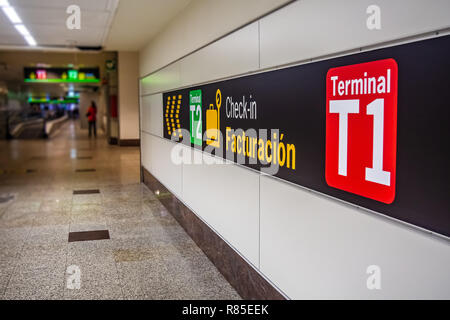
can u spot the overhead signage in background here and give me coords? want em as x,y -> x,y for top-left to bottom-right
28,97 -> 79,104
161,35 -> 450,237
24,67 -> 100,83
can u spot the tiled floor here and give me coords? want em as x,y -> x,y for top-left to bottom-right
0,121 -> 240,300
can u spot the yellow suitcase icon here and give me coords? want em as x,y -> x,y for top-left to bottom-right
206,89 -> 221,148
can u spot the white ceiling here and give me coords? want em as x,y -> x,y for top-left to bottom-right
0,0 -> 191,51
104,0 -> 191,51
0,0 -> 117,48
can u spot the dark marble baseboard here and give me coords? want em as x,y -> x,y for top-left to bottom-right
119,139 -> 140,146
142,167 -> 285,300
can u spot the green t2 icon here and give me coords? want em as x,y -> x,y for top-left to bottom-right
189,90 -> 203,146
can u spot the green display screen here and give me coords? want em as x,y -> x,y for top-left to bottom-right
24,67 -> 100,83
28,97 -> 79,104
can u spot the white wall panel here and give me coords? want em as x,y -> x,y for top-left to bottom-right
141,131 -> 152,173
182,151 -> 260,266
180,22 -> 260,87
140,62 -> 181,95
138,0 -> 290,76
147,135 -> 183,198
139,96 -> 144,133
260,176 -> 450,299
260,0 -> 450,69
140,94 -> 163,137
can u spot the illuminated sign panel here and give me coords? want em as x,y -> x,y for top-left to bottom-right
36,69 -> 47,80
24,67 -> 100,83
189,90 -> 202,146
68,69 -> 78,80
28,97 -> 79,104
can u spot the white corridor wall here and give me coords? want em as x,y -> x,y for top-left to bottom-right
139,0 -> 450,299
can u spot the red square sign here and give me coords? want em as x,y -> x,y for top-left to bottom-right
325,59 -> 398,204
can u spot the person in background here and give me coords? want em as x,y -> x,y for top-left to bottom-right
86,101 -> 97,138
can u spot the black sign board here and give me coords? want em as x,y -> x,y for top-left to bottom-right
162,35 -> 450,237
24,67 -> 100,83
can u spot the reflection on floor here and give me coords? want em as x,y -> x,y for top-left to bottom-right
0,121 -> 240,300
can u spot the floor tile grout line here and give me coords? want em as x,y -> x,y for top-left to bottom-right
112,255 -> 126,299
104,193 -> 124,300
62,239 -> 69,299
63,194 -> 74,299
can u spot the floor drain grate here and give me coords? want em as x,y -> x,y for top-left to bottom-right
30,156 -> 46,160
68,230 -> 110,242
73,189 -> 100,195
77,156 -> 93,160
26,169 -> 37,173
75,168 -> 96,172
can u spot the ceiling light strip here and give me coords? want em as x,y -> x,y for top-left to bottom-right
14,24 -> 30,36
2,6 -> 21,23
1,0 -> 37,46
